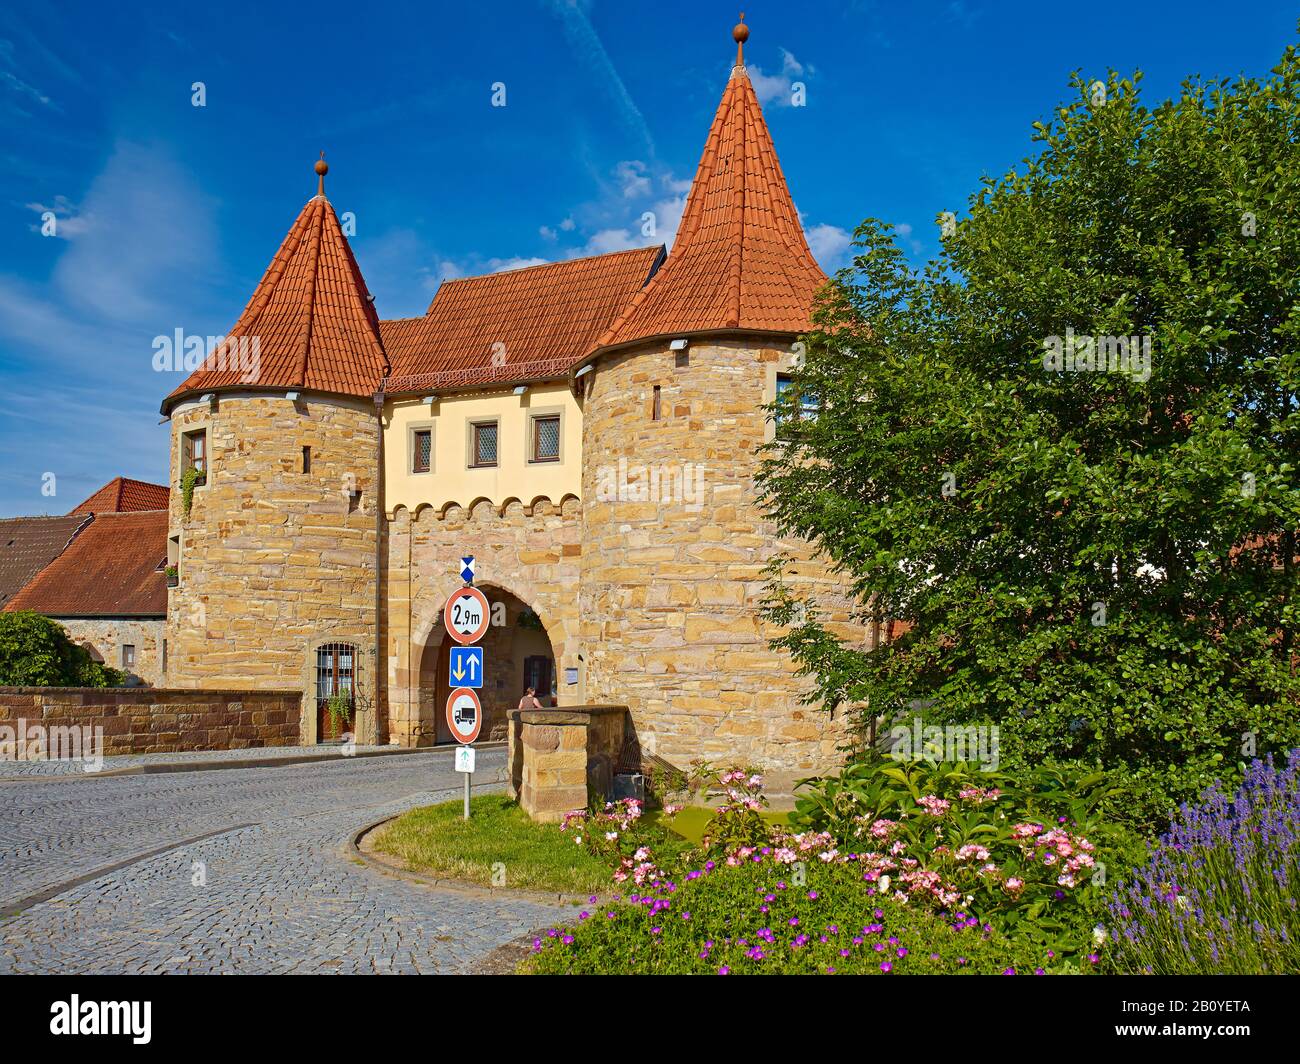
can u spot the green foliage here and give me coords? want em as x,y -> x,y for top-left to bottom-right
758,41 -> 1300,828
522,857 -> 1068,975
788,758 -> 1146,960
0,611 -> 124,688
180,465 -> 202,517
325,691 -> 353,728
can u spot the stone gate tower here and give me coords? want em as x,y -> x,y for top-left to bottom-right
577,21 -> 866,793
161,157 -> 387,745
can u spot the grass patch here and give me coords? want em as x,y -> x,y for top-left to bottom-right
373,795 -> 610,895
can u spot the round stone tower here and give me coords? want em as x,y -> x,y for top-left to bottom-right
160,157 -> 389,745
577,24 -> 866,795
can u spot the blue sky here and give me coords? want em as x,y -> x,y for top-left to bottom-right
0,0 -> 1296,516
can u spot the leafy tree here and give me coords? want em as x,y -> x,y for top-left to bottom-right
760,40 -> 1300,826
0,611 -> 125,688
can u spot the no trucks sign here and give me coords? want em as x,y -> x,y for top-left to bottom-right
446,687 -> 482,745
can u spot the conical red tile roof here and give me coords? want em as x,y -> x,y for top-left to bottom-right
594,28 -> 826,354
163,183 -> 388,412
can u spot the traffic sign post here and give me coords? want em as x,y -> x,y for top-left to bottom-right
444,563 -> 488,820
446,687 -> 482,820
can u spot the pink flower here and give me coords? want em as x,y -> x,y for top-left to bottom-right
917,795 -> 951,817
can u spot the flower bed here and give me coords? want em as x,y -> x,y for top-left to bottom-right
1105,751 -> 1300,974
523,854 -> 1058,975
524,765 -> 1120,973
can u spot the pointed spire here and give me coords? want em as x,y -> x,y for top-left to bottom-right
163,172 -> 389,412
733,13 -> 748,68
593,18 -> 825,354
315,151 -> 328,198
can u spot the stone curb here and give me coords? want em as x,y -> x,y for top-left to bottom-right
0,741 -> 506,784
347,809 -> 593,909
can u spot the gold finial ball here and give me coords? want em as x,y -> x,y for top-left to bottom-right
733,21 -> 749,45
314,153 -> 328,177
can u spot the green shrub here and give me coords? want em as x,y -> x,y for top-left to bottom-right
0,612 -> 124,688
757,41 -> 1300,831
523,857 -> 1071,975
787,758 -> 1147,961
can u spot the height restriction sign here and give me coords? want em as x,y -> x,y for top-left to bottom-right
443,586 -> 490,645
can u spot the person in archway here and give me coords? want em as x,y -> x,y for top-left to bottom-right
517,686 -> 543,711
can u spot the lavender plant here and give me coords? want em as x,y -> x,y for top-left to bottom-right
1106,751 -> 1300,974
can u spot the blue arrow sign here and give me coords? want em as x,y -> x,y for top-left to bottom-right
460,556 -> 476,584
449,645 -> 483,689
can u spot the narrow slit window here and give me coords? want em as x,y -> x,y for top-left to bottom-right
302,445 -> 311,473
652,385 -> 662,422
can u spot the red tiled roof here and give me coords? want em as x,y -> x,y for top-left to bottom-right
69,477 -> 169,515
163,191 -> 389,412
0,515 -> 91,608
594,42 -> 826,354
4,511 -> 168,617
380,246 -> 664,394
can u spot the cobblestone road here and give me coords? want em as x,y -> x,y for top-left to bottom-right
0,749 -> 570,973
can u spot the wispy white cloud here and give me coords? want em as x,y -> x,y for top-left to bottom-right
805,222 -> 854,270
24,194 -> 92,238
748,49 -> 813,108
544,0 -> 654,157
0,141 -> 222,516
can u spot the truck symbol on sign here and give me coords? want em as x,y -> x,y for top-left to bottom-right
453,703 -> 477,726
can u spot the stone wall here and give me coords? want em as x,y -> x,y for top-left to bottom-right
506,705 -> 629,822
385,496 -> 583,747
166,394 -> 380,744
579,337 -> 869,796
0,687 -> 300,758
59,617 -> 166,687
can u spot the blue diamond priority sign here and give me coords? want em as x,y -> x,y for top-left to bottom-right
460,556 -> 476,584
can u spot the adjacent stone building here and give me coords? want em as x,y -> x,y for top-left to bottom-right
3,478 -> 170,685
159,22 -> 871,791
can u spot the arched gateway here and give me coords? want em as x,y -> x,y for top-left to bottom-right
415,584 -> 560,745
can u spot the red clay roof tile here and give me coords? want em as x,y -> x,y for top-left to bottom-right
594,50 -> 826,354
380,246 -> 664,395
162,193 -> 389,412
4,510 -> 168,617
69,477 -> 169,515
0,515 -> 92,608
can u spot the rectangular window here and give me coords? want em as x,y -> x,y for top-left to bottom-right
316,643 -> 356,700
302,445 -> 311,474
161,639 -> 167,674
412,429 -> 432,474
182,429 -> 207,478
776,374 -> 819,430
531,415 -> 560,462
471,421 -> 498,468
675,351 -> 689,369
121,644 -> 136,669
652,385 -> 662,422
